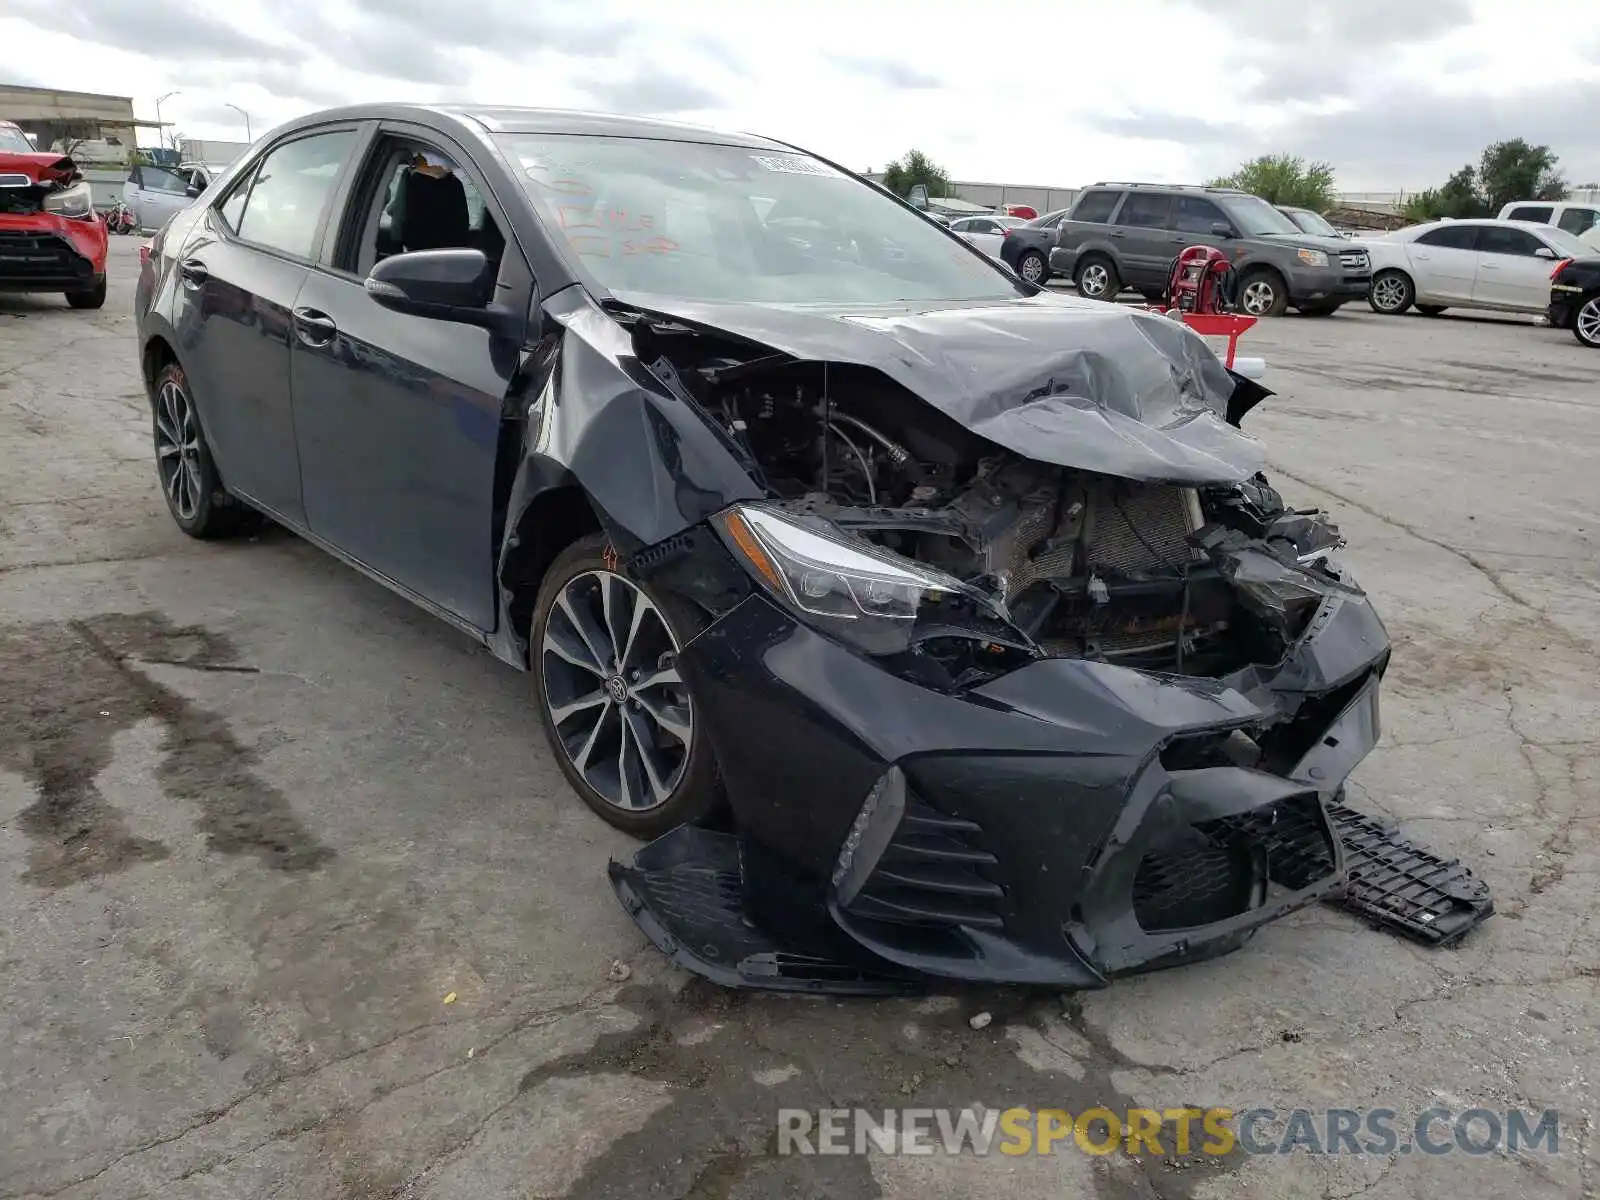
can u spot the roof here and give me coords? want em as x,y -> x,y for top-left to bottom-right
290,103 -> 788,149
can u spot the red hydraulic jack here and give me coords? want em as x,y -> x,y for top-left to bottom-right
1147,245 -> 1260,374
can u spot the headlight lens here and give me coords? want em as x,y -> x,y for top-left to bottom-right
715,503 -> 974,654
1297,248 -> 1329,267
1222,545 -> 1361,638
42,180 -> 95,220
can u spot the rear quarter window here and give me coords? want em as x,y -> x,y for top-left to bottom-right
1507,205 -> 1553,223
1071,189 -> 1121,223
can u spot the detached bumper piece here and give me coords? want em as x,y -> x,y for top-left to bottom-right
608,825 -> 921,995
1323,803 -> 1495,946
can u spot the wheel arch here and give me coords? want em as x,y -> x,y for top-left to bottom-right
492,471 -> 605,668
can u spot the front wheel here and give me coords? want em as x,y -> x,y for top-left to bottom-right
1575,296 -> 1600,348
1073,256 -> 1120,301
1368,270 -> 1414,315
66,276 -> 107,309
1238,269 -> 1289,317
531,534 -> 722,838
1015,250 -> 1047,285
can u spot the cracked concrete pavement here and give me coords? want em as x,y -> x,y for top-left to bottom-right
1,239 -> 1596,1199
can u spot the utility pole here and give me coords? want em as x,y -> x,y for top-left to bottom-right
225,103 -> 252,143
155,91 -> 180,152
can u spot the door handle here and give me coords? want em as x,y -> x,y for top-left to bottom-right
1109,230 -> 1126,238
292,307 -> 338,346
1479,263 -> 1499,270
178,258 -> 208,285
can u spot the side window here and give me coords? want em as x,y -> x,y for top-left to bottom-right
1118,192 -> 1173,229
217,164 -> 254,232
141,166 -> 190,195
345,139 -> 505,282
1415,225 -> 1478,251
230,130 -> 357,259
1174,196 -> 1227,234
1039,213 -> 1064,229
1557,207 -> 1599,236
1071,189 -> 1120,223
1477,226 -> 1544,257
127,166 -> 143,188
1507,205 -> 1553,223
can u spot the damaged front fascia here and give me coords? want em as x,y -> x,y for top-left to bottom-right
0,152 -> 80,215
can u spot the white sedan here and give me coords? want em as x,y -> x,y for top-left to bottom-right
1366,218 -> 1593,317
947,214 -> 1026,260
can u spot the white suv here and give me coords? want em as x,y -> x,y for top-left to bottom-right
1497,200 -> 1600,251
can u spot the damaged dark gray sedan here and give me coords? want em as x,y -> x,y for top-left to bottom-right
135,105 -> 1485,996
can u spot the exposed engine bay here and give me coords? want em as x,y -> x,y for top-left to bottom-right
633,322 -> 1346,685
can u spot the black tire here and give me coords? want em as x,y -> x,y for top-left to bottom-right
1237,268 -> 1289,317
1297,300 -> 1342,316
530,533 -> 722,838
1015,250 -> 1048,285
1073,255 -> 1120,301
1368,269 -> 1415,315
1416,304 -> 1448,317
1140,290 -> 1167,306
1575,295 -> 1600,348
150,362 -> 258,539
66,276 -> 107,309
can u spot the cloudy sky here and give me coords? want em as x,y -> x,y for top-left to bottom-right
5,0 -> 1599,192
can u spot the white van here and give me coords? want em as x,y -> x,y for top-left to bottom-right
1497,200 -> 1600,251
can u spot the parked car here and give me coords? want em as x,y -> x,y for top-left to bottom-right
1278,206 -> 1350,239
1365,219 -> 1593,317
122,160 -> 227,233
947,213 -> 1025,259
1497,200 -> 1600,251
1547,255 -> 1600,347
135,103 -> 1392,992
1051,183 -> 1371,316
999,207 -> 1071,284
0,125 -> 109,308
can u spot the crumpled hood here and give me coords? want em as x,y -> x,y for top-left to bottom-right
0,152 -> 78,186
610,290 -> 1269,484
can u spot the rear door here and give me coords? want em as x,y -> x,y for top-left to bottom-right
288,126 -> 534,629
1110,191 -> 1176,288
1472,225 -> 1559,311
171,125 -> 364,526
1406,224 -> 1480,301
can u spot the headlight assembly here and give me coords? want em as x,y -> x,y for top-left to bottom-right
714,503 -> 984,654
1296,248 -> 1329,267
43,180 -> 95,220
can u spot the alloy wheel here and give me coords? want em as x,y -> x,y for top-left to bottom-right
154,378 -> 202,522
1371,275 -> 1408,313
1241,280 -> 1277,316
1078,263 -> 1109,296
1019,255 -> 1045,284
540,570 -> 693,812
1577,297 -> 1600,347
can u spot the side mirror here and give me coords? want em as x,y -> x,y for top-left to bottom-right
1211,222 -> 1235,238
365,248 -> 505,330
1533,246 -> 1556,260
185,184 -> 203,198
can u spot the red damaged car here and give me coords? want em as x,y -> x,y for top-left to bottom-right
0,120 -> 108,309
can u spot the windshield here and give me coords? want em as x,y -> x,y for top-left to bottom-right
495,134 -> 1023,305
1284,208 -> 1338,237
0,125 -> 35,153
1222,194 -> 1303,236
1534,225 -> 1594,258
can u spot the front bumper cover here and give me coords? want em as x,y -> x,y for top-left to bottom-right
613,578 -> 1409,990
0,212 -> 108,293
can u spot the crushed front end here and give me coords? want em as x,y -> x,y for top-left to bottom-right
0,150 -> 108,298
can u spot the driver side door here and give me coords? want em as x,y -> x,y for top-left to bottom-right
287,126 -> 535,631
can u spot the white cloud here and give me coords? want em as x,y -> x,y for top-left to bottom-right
4,0 -> 1599,190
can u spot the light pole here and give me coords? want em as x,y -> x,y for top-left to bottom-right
155,90 -> 180,152
224,103 -> 252,143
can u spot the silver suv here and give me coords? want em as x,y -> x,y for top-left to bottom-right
1049,183 -> 1372,316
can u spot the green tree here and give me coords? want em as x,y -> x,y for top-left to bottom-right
880,150 -> 952,202
1206,154 -> 1337,211
1402,165 -> 1489,222
1475,138 -> 1567,213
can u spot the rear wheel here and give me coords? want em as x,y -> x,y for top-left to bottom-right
1015,250 -> 1047,285
1238,269 -> 1289,317
1416,304 -> 1448,317
151,363 -> 258,538
1073,255 -> 1120,300
1576,296 -> 1600,348
531,534 -> 721,838
1368,269 -> 1414,315
66,276 -> 107,309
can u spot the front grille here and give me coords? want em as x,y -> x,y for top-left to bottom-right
1340,250 -> 1369,271
1133,792 -> 1336,932
1083,482 -> 1203,576
0,229 -> 90,281
846,798 -> 1007,930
